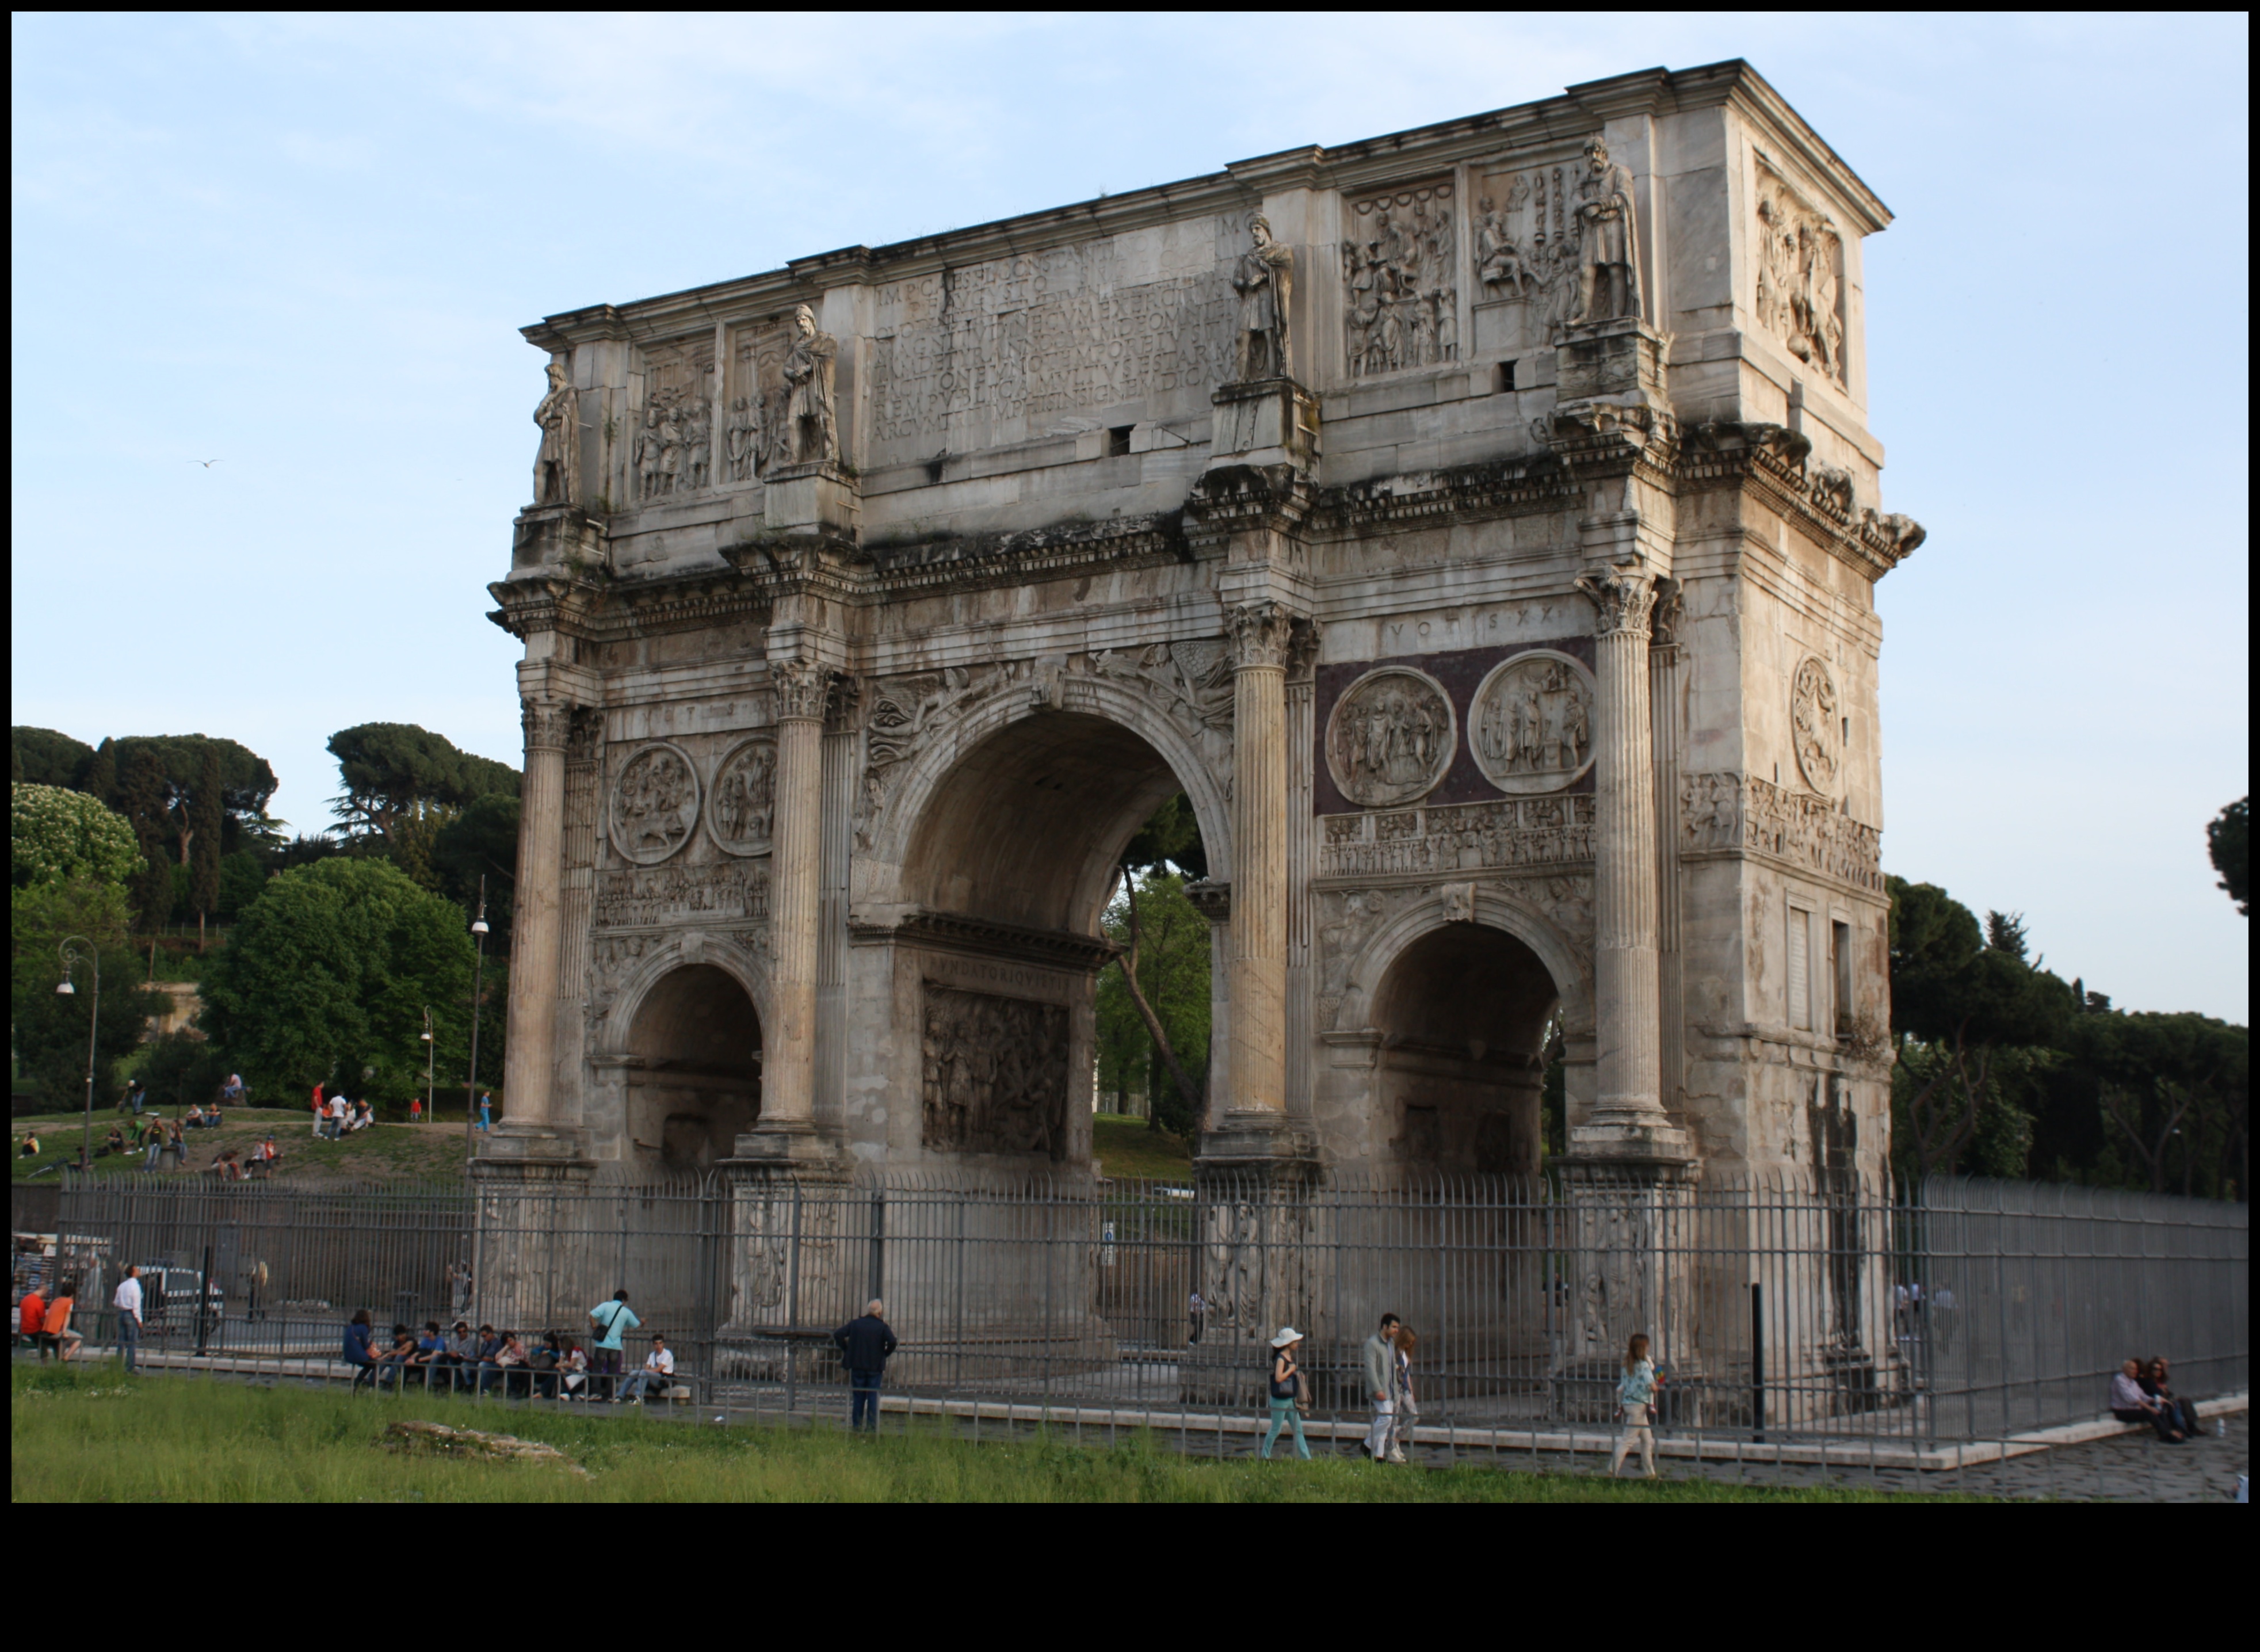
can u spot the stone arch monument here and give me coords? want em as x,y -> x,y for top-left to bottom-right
487,62 -> 1917,1207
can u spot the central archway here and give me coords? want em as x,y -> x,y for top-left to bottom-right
624,964 -> 762,1174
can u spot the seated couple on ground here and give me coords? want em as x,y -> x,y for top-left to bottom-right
2110,1356 -> 2202,1443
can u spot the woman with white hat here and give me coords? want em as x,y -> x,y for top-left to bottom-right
1260,1327 -> 1312,1460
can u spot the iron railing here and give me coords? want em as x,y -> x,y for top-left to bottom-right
16,1169 -> 2246,1445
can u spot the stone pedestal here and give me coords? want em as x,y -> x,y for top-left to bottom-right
1210,377 -> 1320,468
510,504 -> 605,576
1555,316 -> 1666,406
762,461 -> 860,537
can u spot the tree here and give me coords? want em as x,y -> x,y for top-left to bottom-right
189,745 -> 224,945
215,849 -> 268,917
329,723 -> 520,846
10,784 -> 144,890
1887,876 -> 2074,1183
199,857 -> 476,1107
2083,1012 -> 2249,1197
112,747 -> 175,929
10,727 -> 96,789
1098,867 -> 1212,1137
432,792 -> 520,933
10,878 -> 165,1109
2210,796 -> 2248,917
100,735 -> 280,868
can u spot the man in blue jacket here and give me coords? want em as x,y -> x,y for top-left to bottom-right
343,1309 -> 377,1390
833,1299 -> 898,1433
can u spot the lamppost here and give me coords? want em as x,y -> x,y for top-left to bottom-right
464,877 -> 489,1169
54,937 -> 101,1174
421,1007 -> 435,1124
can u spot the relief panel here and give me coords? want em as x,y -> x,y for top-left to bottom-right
1468,650 -> 1595,795
632,334 -> 716,502
1324,666 -> 1456,808
1342,180 -> 1459,377
919,985 -> 1069,1159
1471,159 -> 1586,352
1753,160 -> 1847,384
707,736 -> 778,856
1681,771 -> 1881,893
608,742 -> 701,867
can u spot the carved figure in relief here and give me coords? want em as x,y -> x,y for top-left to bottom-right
656,403 -> 685,497
1471,653 -> 1597,795
1326,668 -> 1453,808
724,398 -> 755,482
1342,184 -> 1457,377
684,394 -> 712,492
634,406 -> 665,502
921,987 -> 1068,1159
609,745 -> 700,865
1475,198 -> 1539,297
782,304 -> 838,466
1230,216 -> 1295,382
1754,169 -> 1847,383
1790,658 -> 1842,795
1571,135 -> 1641,326
709,740 -> 777,854
531,357 -> 579,506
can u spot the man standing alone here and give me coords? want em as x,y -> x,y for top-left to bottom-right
587,1288 -> 640,1402
113,1265 -> 144,1375
833,1299 -> 898,1433
1361,1313 -> 1402,1460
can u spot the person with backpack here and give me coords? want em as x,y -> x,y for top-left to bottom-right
587,1289 -> 640,1401
1260,1327 -> 1312,1460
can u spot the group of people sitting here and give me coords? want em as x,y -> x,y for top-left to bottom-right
15,1280 -> 83,1361
314,1094 -> 375,1139
2109,1356 -> 2205,1443
340,1311 -> 679,1404
204,1140 -> 281,1181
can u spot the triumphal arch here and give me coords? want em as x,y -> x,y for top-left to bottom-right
487,61 -> 1919,1210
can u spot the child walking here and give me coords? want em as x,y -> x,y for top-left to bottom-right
1609,1331 -> 1662,1479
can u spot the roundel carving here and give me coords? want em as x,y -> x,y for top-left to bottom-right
1791,655 -> 1842,795
707,736 -> 777,856
1469,649 -> 1597,795
608,742 -> 700,866
1325,666 -> 1456,808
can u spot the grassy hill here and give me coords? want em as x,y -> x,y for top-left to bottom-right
11,1105 -> 475,1185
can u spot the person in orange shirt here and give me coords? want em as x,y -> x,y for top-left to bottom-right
42,1284 -> 82,1362
18,1285 -> 48,1342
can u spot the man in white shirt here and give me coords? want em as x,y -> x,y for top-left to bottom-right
617,1333 -> 675,1405
326,1096 -> 348,1139
113,1265 -> 144,1375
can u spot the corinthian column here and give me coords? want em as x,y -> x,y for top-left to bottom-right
1573,563 -> 1685,1158
1224,602 -> 1291,1124
754,658 -> 827,1147
501,697 -> 570,1129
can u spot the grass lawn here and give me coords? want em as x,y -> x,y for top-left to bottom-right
12,1364 -> 1946,1502
11,1106 -> 475,1185
1091,1112 -> 1193,1181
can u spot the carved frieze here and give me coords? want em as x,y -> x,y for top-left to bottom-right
920,985 -> 1068,1159
633,334 -> 716,503
608,742 -> 700,866
1469,649 -> 1595,794
1472,161 -> 1585,344
1681,770 -> 1881,892
1754,161 -> 1847,384
1324,666 -> 1456,808
593,861 -> 772,929
1789,657 -> 1842,796
1342,181 -> 1458,377
707,737 -> 777,856
1318,795 -> 1595,879
727,315 -> 795,479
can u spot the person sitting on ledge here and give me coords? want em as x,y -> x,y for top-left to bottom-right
2141,1356 -> 2202,1439
19,1131 -> 40,1159
2111,1357 -> 2184,1441
184,1102 -> 207,1131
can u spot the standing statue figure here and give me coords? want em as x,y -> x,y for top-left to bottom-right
1572,135 -> 1642,326
531,357 -> 579,506
633,405 -> 663,501
1230,215 -> 1294,381
724,397 -> 755,482
684,391 -> 712,491
782,303 -> 838,466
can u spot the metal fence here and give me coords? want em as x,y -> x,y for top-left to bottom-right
17,1169 -> 2246,1445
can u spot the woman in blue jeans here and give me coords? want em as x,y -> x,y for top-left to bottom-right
1261,1327 -> 1311,1459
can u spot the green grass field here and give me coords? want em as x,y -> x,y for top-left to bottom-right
12,1364 -> 1938,1502
1090,1113 -> 1193,1181
12,1106 -> 474,1185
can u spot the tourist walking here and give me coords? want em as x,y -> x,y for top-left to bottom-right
1260,1327 -> 1312,1460
618,1333 -> 675,1405
1188,1288 -> 1206,1345
1388,1324 -> 1422,1463
477,1093 -> 493,1132
113,1265 -> 143,1375
1609,1332 -> 1662,1478
1360,1313 -> 1402,1459
833,1299 -> 898,1432
587,1289 -> 640,1400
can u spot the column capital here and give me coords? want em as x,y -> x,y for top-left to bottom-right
521,697 -> 576,752
1285,616 -> 1323,683
1578,562 -> 1659,640
1227,601 -> 1297,670
770,659 -> 830,722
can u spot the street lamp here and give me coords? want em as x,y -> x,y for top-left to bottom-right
54,937 -> 100,1174
465,877 -> 490,1169
421,1006 -> 435,1125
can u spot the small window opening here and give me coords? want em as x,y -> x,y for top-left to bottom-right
1832,920 -> 1854,1038
1496,360 -> 1517,394
1108,426 -> 1133,457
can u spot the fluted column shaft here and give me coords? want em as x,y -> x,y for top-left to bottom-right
764,662 -> 826,1129
501,699 -> 569,1127
1226,603 -> 1290,1117
1649,614 -> 1686,1117
1579,567 -> 1665,1124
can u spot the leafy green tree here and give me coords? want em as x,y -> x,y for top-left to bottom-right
189,745 -> 223,940
199,857 -> 476,1106
101,735 -> 281,867
2080,1010 -> 2249,1197
215,849 -> 268,917
2210,796 -> 2248,917
10,879 -> 165,1110
10,727 -> 96,789
329,723 -> 519,844
432,792 -> 520,934
10,784 -> 144,890
1887,876 -> 2074,1182
112,747 -> 174,929
1098,867 -> 1211,1137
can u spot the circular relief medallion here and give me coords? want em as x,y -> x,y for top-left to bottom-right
1791,656 -> 1842,795
1469,650 -> 1597,795
707,736 -> 777,856
1325,666 -> 1456,808
608,742 -> 700,866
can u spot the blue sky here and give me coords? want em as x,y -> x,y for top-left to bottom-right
11,13 -> 2248,1020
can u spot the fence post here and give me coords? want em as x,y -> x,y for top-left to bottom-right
1750,1281 -> 1764,1443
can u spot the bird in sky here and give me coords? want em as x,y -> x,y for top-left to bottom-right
189,459 -> 221,468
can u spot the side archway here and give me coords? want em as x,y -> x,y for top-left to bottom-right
597,934 -> 773,1174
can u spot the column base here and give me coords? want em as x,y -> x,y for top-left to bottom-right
472,1123 -> 594,1177
730,1119 -> 842,1170
1563,1114 -> 1695,1174
1196,1111 -> 1318,1177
